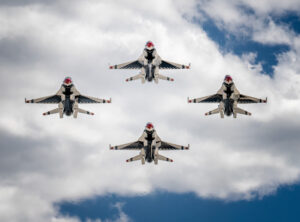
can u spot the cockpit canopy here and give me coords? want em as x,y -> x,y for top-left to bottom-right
63,77 -> 72,85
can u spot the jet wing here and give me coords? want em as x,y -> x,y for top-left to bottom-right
238,94 -> 267,104
25,95 -> 61,104
110,141 -> 144,150
188,94 -> 222,103
76,95 -> 111,104
109,60 -> 143,69
158,141 -> 189,150
159,60 -> 190,69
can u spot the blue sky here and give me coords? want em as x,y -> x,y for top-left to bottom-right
58,184 -> 300,222
1,1 -> 300,221
201,18 -> 290,75
199,10 -> 300,76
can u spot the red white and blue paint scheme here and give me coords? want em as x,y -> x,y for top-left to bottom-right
110,122 -> 189,164
188,75 -> 267,118
109,41 -> 190,83
25,77 -> 111,118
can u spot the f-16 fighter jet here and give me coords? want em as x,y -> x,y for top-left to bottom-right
110,122 -> 189,164
25,77 -> 111,118
188,75 -> 267,118
109,41 -> 190,83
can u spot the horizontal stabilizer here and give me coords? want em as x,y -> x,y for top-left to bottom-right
125,74 -> 145,83
155,74 -> 174,82
205,106 -> 224,118
233,107 -> 251,118
126,154 -> 145,165
205,108 -> 220,116
155,154 -> 173,163
43,108 -> 63,118
77,108 -> 94,115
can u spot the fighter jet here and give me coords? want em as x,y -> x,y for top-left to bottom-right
188,75 -> 267,118
25,77 -> 111,118
110,122 -> 189,164
109,41 -> 190,83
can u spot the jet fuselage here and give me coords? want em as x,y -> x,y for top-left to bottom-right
144,64 -> 155,82
144,49 -> 156,82
62,84 -> 75,116
222,82 -> 235,116
144,130 -> 156,163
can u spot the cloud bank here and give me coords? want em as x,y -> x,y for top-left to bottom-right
0,0 -> 300,221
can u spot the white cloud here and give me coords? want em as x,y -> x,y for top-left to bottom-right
195,0 -> 300,45
0,0 -> 300,221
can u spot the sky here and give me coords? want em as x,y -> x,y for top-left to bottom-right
0,0 -> 300,221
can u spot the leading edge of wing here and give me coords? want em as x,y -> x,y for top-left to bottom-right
158,141 -> 190,150
238,94 -> 268,104
25,95 -> 61,104
188,94 -> 222,103
159,60 -> 190,69
110,141 -> 143,150
76,95 -> 111,104
109,60 -> 143,69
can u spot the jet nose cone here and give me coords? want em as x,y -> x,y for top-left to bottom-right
146,122 -> 154,130
224,75 -> 232,83
146,41 -> 154,47
145,41 -> 155,50
63,77 -> 72,85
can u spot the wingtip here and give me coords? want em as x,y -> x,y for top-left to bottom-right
109,65 -> 113,69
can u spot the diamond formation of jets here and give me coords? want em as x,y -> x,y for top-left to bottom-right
188,75 -> 267,118
110,122 -> 189,164
25,77 -> 111,118
109,41 -> 190,83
